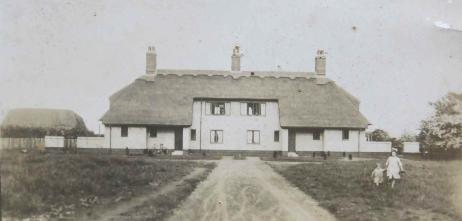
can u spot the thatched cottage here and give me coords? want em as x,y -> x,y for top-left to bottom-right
1,108 -> 89,137
101,47 -> 370,155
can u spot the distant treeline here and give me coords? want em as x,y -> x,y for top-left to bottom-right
0,126 -> 100,138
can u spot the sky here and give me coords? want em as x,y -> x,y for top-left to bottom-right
1,0 -> 461,137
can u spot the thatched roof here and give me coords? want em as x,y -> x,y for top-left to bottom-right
1,108 -> 87,130
101,69 -> 370,128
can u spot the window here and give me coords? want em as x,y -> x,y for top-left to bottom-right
342,129 -> 349,140
210,130 -> 223,144
148,127 -> 157,138
121,126 -> 128,137
191,129 -> 196,141
247,130 -> 260,144
274,130 -> 280,142
211,102 -> 225,115
247,103 -> 261,116
313,131 -> 321,140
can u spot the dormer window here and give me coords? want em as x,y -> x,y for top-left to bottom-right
240,102 -> 266,116
247,103 -> 261,116
211,102 -> 225,115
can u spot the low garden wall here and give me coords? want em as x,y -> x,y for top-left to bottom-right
403,142 -> 420,153
361,141 -> 392,152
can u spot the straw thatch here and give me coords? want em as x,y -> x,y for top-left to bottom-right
101,69 -> 369,128
1,108 -> 87,130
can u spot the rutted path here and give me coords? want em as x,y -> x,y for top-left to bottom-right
92,167 -> 206,221
167,157 -> 336,221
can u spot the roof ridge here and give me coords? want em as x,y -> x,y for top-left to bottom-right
137,69 -> 332,82
157,68 -> 314,74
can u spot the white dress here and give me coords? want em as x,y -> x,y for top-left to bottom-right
386,156 -> 403,179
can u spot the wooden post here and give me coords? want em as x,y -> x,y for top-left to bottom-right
199,101 -> 203,152
357,130 -> 361,157
109,126 -> 112,154
0,147 -> 2,221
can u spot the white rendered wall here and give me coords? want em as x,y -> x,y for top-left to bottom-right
105,126 -> 147,149
146,129 -> 175,150
324,129 -> 363,152
189,101 -> 283,151
182,128 -> 190,150
295,131 -> 323,151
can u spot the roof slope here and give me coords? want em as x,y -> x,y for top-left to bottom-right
1,108 -> 87,130
101,69 -> 369,128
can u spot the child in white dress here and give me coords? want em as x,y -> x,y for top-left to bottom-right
371,163 -> 385,187
386,150 -> 404,188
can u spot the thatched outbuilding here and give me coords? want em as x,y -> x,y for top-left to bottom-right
1,108 -> 89,138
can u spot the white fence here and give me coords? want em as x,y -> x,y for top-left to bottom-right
403,142 -> 420,153
0,137 -> 44,149
77,137 -> 105,148
361,141 -> 392,152
1,136 -> 104,149
1,136 -> 394,152
45,136 -> 65,148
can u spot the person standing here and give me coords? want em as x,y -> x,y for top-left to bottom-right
386,148 -> 404,188
371,163 -> 385,187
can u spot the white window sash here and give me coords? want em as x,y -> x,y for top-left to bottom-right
247,131 -> 253,143
217,131 -> 223,143
254,131 -> 260,143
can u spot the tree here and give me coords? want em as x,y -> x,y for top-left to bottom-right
370,129 -> 390,141
400,131 -> 417,142
418,92 -> 462,157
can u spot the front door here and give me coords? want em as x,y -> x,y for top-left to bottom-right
174,128 -> 183,150
288,129 -> 296,152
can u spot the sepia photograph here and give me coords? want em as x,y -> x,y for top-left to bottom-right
1,0 -> 461,220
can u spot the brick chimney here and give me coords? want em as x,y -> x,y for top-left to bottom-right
231,46 -> 242,71
315,50 -> 326,77
146,46 -> 157,75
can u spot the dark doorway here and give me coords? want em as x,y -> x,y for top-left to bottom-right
174,128 -> 183,150
288,129 -> 296,152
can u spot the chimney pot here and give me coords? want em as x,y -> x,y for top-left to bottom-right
146,46 -> 157,75
231,46 -> 242,71
315,49 -> 326,76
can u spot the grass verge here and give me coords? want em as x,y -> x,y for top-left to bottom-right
271,159 -> 462,221
0,149 -> 209,219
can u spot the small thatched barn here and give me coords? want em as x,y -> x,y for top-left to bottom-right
0,108 -> 89,138
101,47 -> 370,155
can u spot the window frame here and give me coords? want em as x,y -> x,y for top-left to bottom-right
247,103 -> 261,116
313,131 -> 321,140
191,129 -> 196,141
210,130 -> 223,144
274,130 -> 280,142
147,126 -> 157,138
247,130 -> 261,144
121,126 -> 128,137
342,129 -> 349,140
210,102 -> 226,115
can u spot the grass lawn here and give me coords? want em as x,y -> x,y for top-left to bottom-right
271,159 -> 462,221
0,149 -> 215,220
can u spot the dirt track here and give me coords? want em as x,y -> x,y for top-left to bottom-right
90,168 -> 206,221
167,157 -> 336,221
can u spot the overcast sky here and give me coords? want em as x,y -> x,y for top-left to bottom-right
1,0 -> 461,136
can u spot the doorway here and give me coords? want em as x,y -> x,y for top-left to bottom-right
288,129 -> 296,152
174,128 -> 183,150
